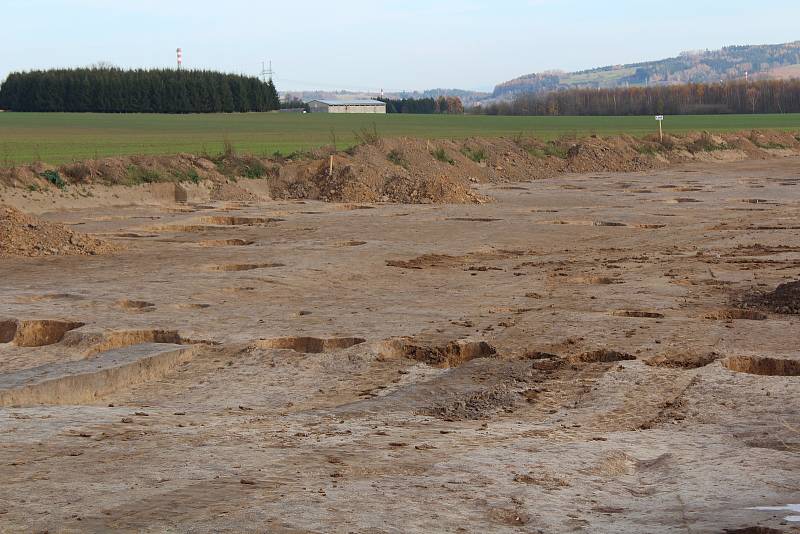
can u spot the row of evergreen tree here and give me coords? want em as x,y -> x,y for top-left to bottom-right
0,68 -> 281,113
379,96 -> 464,114
479,80 -> 800,116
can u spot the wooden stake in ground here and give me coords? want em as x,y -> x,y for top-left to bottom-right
329,155 -> 334,176
656,115 -> 664,142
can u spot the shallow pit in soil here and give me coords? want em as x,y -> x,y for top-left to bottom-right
199,216 -> 283,226
722,356 -> 800,376
198,239 -> 254,247
645,351 -> 719,369
206,263 -> 285,272
1,320 -> 86,347
379,338 -> 497,368
569,349 -> 636,364
446,217 -> 502,223
703,309 -> 767,321
84,329 -> 184,356
116,299 -> 155,311
572,276 -> 621,285
253,336 -> 366,354
149,225 -> 217,233
612,310 -> 665,319
593,221 -> 627,227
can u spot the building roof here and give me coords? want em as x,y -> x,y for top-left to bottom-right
310,99 -> 386,106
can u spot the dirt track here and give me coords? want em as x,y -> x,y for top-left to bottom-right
1,156 -> 799,533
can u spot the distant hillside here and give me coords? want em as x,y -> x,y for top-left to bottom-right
494,41 -> 800,98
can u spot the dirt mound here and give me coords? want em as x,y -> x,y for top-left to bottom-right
2,130 -> 798,206
0,206 -> 117,257
266,145 -> 489,204
738,280 -> 800,314
565,135 -> 662,174
381,173 -> 486,204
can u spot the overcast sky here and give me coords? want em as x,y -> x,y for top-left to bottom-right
2,0 -> 798,92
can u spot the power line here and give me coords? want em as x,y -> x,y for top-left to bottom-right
260,60 -> 274,82
274,76 -> 383,92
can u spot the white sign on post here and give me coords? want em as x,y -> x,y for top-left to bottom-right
655,115 -> 664,121
655,115 -> 664,141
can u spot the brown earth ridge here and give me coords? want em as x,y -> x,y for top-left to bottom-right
2,130 -> 799,206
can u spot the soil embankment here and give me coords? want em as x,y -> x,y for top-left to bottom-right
1,130 -> 798,206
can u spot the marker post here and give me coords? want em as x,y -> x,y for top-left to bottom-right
655,115 -> 664,142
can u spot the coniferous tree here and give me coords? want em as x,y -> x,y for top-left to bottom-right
378,97 -> 446,114
0,67 -> 282,113
265,79 -> 280,111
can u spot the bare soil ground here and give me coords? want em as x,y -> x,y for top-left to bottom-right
0,147 -> 799,532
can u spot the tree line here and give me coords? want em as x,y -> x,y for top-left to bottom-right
380,96 -> 464,114
478,80 -> 800,116
0,68 -> 281,113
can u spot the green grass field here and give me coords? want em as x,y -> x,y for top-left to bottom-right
0,112 -> 798,165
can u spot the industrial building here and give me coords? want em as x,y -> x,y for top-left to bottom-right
307,99 -> 386,114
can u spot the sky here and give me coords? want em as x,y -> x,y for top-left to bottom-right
2,0 -> 799,93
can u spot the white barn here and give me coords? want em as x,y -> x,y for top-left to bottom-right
307,99 -> 386,114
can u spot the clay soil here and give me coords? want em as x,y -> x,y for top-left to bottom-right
0,206 -> 117,257
1,145 -> 799,532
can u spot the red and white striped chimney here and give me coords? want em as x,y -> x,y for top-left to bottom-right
177,48 -> 183,70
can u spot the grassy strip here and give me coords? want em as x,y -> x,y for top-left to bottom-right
1,112 -> 799,165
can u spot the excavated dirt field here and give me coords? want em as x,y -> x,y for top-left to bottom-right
1,151 -> 799,532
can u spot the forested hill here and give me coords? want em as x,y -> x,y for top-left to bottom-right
0,68 -> 281,113
494,41 -> 800,98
